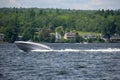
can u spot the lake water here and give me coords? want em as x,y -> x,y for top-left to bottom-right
0,43 -> 120,80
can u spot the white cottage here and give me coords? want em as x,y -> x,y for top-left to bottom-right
55,32 -> 61,42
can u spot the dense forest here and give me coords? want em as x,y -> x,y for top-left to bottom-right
0,8 -> 120,43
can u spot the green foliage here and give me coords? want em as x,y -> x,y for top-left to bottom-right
39,29 -> 55,42
22,27 -> 35,41
102,16 -> 116,38
0,8 -> 120,43
4,26 -> 18,43
55,26 -> 64,36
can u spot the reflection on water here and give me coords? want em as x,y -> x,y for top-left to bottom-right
0,43 -> 120,80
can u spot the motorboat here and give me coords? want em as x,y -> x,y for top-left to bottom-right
15,41 -> 51,52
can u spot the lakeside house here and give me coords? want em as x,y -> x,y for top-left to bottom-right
110,34 -> 120,42
0,33 -> 4,42
82,34 -> 96,39
64,32 -> 76,40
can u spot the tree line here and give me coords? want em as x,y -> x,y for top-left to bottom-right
0,8 -> 120,43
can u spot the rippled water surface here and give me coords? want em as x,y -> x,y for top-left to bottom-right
0,43 -> 120,80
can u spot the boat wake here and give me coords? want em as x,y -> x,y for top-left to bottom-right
32,48 -> 120,52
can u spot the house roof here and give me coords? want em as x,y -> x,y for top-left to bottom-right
65,32 -> 76,37
110,34 -> 120,39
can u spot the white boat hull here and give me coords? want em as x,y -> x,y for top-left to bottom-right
15,41 -> 51,52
